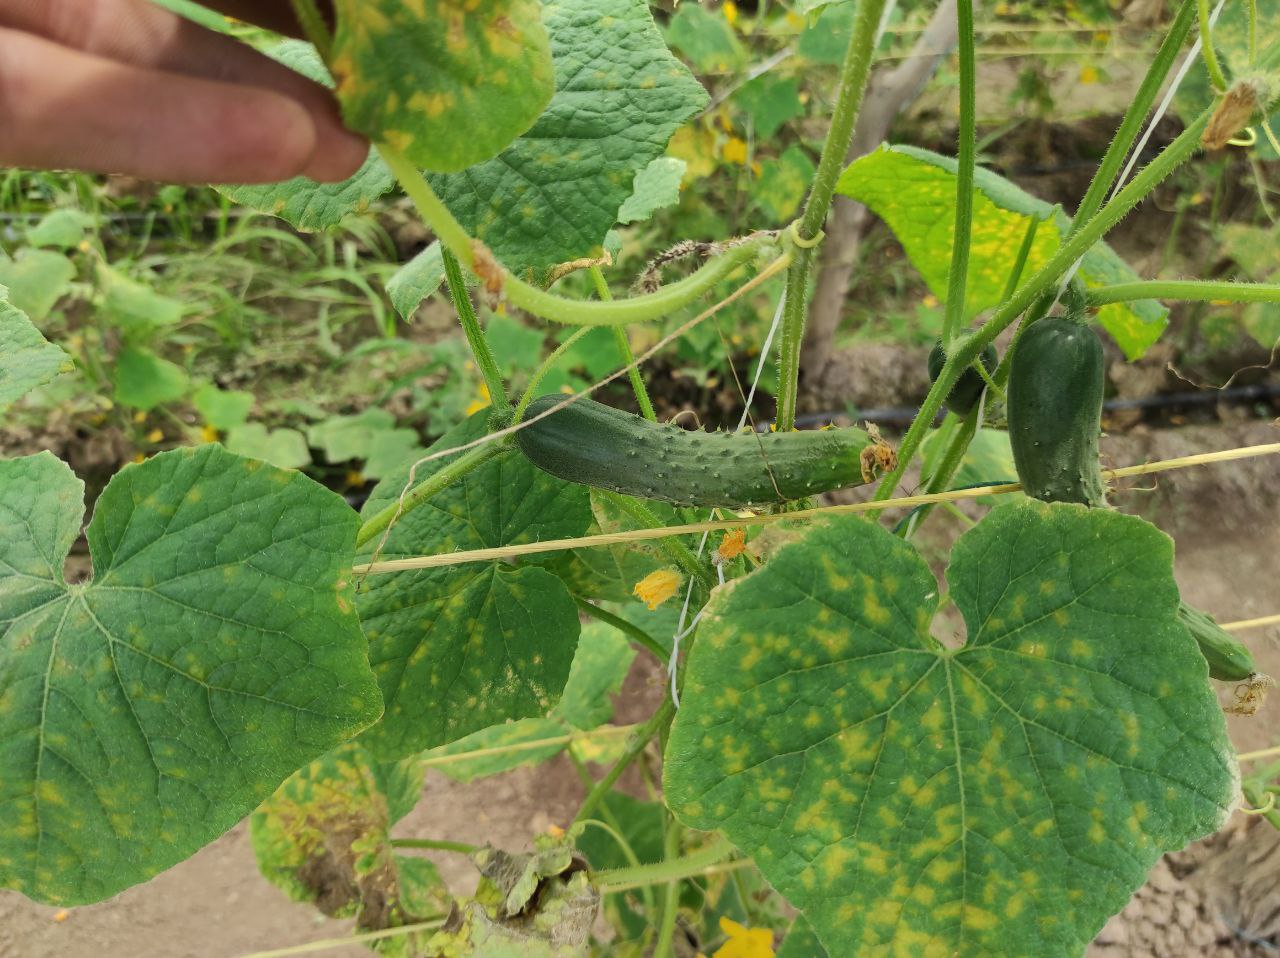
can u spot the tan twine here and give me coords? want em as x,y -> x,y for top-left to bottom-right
354,441 -> 1280,574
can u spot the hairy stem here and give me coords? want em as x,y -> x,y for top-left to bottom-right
1198,0 -> 1229,91
444,247 -> 509,412
1086,280 -> 1280,305
874,107 -> 1214,500
574,698 -> 676,825
514,327 -> 593,421
598,491 -> 714,590
594,835 -> 738,892
775,0 -> 890,430
391,838 -> 479,855
652,819 -> 684,958
355,443 -> 511,549
941,0 -> 977,347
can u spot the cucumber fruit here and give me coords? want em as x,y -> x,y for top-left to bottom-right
514,395 -> 876,509
1178,601 -> 1258,681
1007,315 -> 1107,507
928,335 -> 998,414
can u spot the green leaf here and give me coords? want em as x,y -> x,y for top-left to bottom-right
330,0 -> 554,173
665,502 -> 1235,956
223,423 -> 312,470
617,157 -> 687,225
216,42 -> 395,231
0,249 -> 75,322
113,346 -> 189,411
99,266 -> 185,341
355,415 -> 592,758
363,431 -> 426,482
0,292 -> 73,413
484,314 -> 546,378
552,620 -> 634,731
422,717 -> 566,784
0,447 -> 382,904
386,242 -> 446,321
733,74 -> 806,139
26,210 -> 92,250
797,2 -> 857,65
777,916 -> 828,958
666,3 -> 747,73
192,383 -> 255,431
307,409 -> 423,477
252,741 -> 445,954
753,144 -> 816,224
836,145 -> 1170,359
147,0 -> 230,31
428,0 -> 708,274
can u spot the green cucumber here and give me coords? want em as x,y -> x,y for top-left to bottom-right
1178,601 -> 1258,681
514,395 -> 876,509
928,335 -> 998,414
1007,315 -> 1107,507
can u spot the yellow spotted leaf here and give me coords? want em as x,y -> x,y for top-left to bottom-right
0,447 -> 382,905
836,145 -> 1169,359
330,0 -> 555,172
665,501 -> 1235,956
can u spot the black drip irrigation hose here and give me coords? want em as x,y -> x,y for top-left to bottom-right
763,380 -> 1280,432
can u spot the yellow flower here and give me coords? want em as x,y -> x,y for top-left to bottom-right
146,428 -> 164,443
465,381 -> 491,417
714,917 -> 775,958
1078,65 -> 1100,85
722,136 -> 749,165
633,569 -> 681,610
723,1 -> 738,26
922,293 -> 940,308
199,424 -> 219,444
715,529 -> 747,564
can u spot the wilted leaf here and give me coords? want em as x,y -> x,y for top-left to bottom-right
665,502 -> 1235,956
0,447 -> 381,904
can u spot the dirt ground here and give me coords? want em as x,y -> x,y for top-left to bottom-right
0,421 -> 1277,958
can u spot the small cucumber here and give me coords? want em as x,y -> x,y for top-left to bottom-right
1007,315 -> 1107,507
1178,601 -> 1258,681
928,335 -> 998,414
514,396 -> 876,509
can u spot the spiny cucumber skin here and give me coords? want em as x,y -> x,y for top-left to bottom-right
1178,601 -> 1257,681
1007,317 -> 1107,507
515,396 -> 873,509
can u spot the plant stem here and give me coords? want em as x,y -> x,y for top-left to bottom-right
591,265 -> 657,421
574,698 -> 676,825
355,443 -> 511,549
1198,0 -> 1229,91
652,819 -> 684,958
443,248 -> 510,413
1071,0 -> 1196,233
899,404 -> 980,539
572,596 -> 668,662
1086,281 -> 1280,306
775,0 -> 889,431
598,491 -> 714,590
594,835 -> 737,892
514,327 -> 593,420
941,0 -> 977,347
391,837 -> 479,855
873,106 -> 1214,500
289,0 -> 333,61
379,144 -> 776,328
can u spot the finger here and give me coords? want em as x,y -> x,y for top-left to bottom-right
0,27 -> 325,185
4,0 -> 365,182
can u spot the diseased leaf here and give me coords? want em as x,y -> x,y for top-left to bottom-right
777,916 -> 827,958
251,742 -> 444,955
112,346 -> 189,411
428,0 -> 708,274
753,145 -> 816,224
666,3 -> 747,73
665,502 -> 1235,956
387,242 -> 446,321
216,42 -> 395,231
0,292 -> 73,412
618,158 -> 687,225
0,249 -> 75,322
330,0 -> 554,173
837,145 -> 1169,358
0,446 -> 382,905
355,415 -> 591,759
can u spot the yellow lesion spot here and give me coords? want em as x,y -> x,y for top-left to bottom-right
863,590 -> 891,626
964,906 -> 999,931
1053,609 -> 1070,627
1031,819 -> 1055,838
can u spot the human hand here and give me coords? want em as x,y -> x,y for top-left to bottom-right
0,0 -> 367,184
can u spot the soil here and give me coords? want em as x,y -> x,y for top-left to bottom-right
1,420 -> 1276,958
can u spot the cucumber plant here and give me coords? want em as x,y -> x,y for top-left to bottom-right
1,0 -> 1279,955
